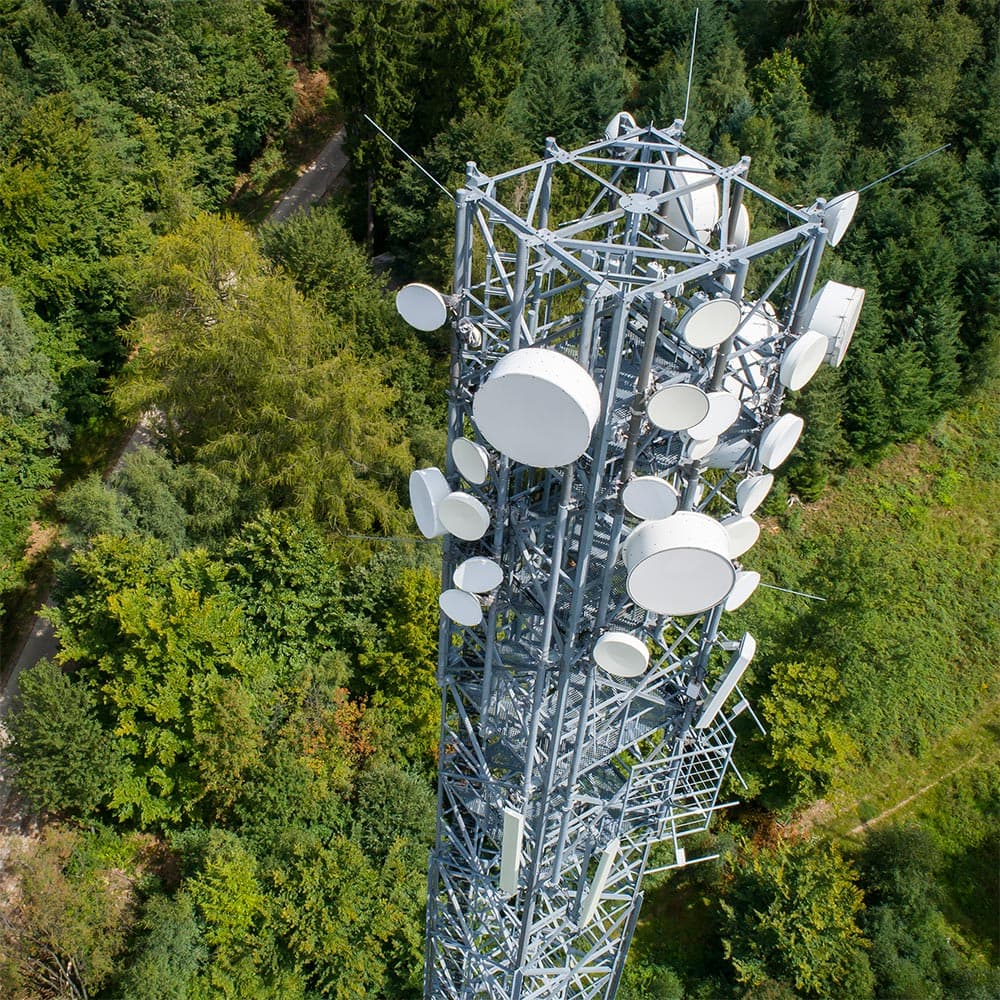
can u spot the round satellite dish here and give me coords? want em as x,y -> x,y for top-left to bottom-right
452,437 -> 491,485
687,390 -> 741,441
396,283 -> 448,331
647,383 -> 710,431
722,515 -> 760,558
439,588 -> 483,627
453,556 -> 503,593
779,330 -> 828,391
438,492 -> 491,541
731,202 -> 751,249
409,467 -> 450,538
662,154 -> 720,250
622,477 -> 679,520
623,512 -> 736,616
735,473 -> 774,516
687,434 -> 718,461
594,632 -> 650,678
679,298 -> 742,349
472,348 -> 601,467
758,413 -> 804,469
822,191 -> 859,247
724,570 -> 761,611
800,281 -> 865,368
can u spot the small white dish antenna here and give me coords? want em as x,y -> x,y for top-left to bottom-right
735,473 -> 774,516
438,492 -> 491,541
821,191 -> 859,247
439,588 -> 483,627
409,467 -> 450,538
452,437 -> 491,485
687,390 -> 741,440
722,514 -> 760,558
799,281 -> 866,367
593,632 -> 650,678
623,511 -> 736,616
731,202 -> 751,248
453,556 -> 503,593
686,433 -> 718,461
396,283 -> 449,331
758,413 -> 804,469
622,477 -> 679,520
662,154 -> 720,250
679,297 -> 742,349
724,570 -> 761,611
779,330 -> 828,391
604,110 -> 637,141
647,383 -> 710,431
472,348 -> 601,467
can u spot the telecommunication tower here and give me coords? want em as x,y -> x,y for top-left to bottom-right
396,113 -> 865,1000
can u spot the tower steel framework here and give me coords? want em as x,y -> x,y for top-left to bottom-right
407,117 -> 863,1000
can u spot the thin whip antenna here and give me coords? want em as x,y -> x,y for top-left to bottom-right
857,144 -> 950,194
683,7 -> 700,125
364,114 -> 455,201
758,582 -> 827,602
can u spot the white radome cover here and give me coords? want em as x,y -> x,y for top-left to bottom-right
453,557 -> 503,593
594,632 -> 650,678
800,280 -> 866,368
679,298 -> 742,349
439,588 -> 483,627
409,467 -> 450,538
452,437 -> 491,485
647,383 -> 711,431
395,282 -> 448,331
758,413 -> 804,469
438,492 -> 491,541
779,330 -> 828,391
736,473 -> 774,516
622,476 -> 679,520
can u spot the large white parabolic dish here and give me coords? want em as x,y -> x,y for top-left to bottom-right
593,632 -> 650,678
453,556 -> 503,593
662,154 -> 720,250
439,588 -> 483,627
409,467 -> 450,538
622,476 -> 679,520
396,283 -> 448,331
779,330 -> 828,391
472,348 -> 601,467
452,437 -> 491,485
679,298 -> 742,349
438,492 -> 491,541
647,383 -> 710,431
758,413 -> 804,469
800,281 -> 866,368
623,511 -> 736,616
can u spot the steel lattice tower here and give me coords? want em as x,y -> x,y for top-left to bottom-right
398,117 -> 864,1000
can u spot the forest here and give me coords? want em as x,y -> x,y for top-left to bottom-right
0,0 -> 996,997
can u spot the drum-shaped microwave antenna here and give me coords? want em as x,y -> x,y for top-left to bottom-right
622,476 -> 679,521
821,191 -> 859,247
722,515 -> 760,558
452,437 -> 491,485
593,632 -> 650,678
800,281 -> 865,368
396,282 -> 449,331
453,557 -> 503,593
623,512 -> 736,616
687,390 -> 741,441
724,570 -> 761,611
679,298 -> 742,349
409,467 -> 450,538
735,473 -> 774,516
439,588 -> 483,627
758,413 -> 804,469
438,492 -> 491,541
647,383 -> 711,431
779,330 -> 828,391
472,348 -> 601,467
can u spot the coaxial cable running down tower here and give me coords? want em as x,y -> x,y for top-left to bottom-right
397,114 -> 865,1000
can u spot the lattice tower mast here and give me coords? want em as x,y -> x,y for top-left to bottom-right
398,115 -> 866,1000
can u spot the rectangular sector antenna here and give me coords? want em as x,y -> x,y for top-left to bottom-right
500,807 -> 525,897
577,838 -> 621,930
695,632 -> 757,730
